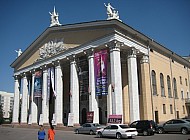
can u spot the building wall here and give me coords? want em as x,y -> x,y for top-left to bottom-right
149,49 -> 190,123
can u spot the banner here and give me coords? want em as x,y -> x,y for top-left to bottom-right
108,115 -> 122,124
86,111 -> 94,123
94,49 -> 108,96
50,67 -> 56,97
47,68 -> 51,101
34,71 -> 42,97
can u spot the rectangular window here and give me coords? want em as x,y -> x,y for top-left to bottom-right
183,105 -> 185,114
163,104 -> 166,114
185,78 -> 188,86
180,76 -> 182,85
170,104 -> 173,114
181,91 -> 184,99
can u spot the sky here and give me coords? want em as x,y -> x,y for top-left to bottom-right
0,0 -> 190,93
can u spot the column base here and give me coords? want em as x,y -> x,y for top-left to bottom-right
56,123 -> 64,127
73,123 -> 80,127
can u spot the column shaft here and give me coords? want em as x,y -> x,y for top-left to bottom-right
55,63 -> 63,125
87,50 -> 99,123
12,76 -> 20,124
42,68 -> 49,124
127,48 -> 140,122
21,74 -> 28,124
70,57 -> 79,125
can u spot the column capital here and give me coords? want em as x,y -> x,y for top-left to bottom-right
13,75 -> 21,81
84,48 -> 94,58
29,69 -> 36,75
67,54 -> 76,64
105,40 -> 124,51
52,59 -> 61,67
140,55 -> 149,64
127,47 -> 139,58
40,64 -> 48,71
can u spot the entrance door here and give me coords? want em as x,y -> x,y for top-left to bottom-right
155,111 -> 159,124
82,108 -> 87,124
99,107 -> 102,124
176,111 -> 179,119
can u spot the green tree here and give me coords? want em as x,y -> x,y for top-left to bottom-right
0,104 -> 4,124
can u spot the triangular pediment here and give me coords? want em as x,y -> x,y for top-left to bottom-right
11,20 -> 120,71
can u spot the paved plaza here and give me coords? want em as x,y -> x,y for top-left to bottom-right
1,126 -> 190,140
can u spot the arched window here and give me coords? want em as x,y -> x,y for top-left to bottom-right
160,73 -> 165,97
151,70 -> 157,95
173,78 -> 178,98
167,76 -> 172,98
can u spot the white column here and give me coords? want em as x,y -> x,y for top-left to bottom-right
108,40 -> 123,116
12,75 -> 20,124
107,62 -> 112,117
55,60 -> 63,125
127,47 -> 140,122
42,66 -> 49,124
69,55 -> 79,125
30,70 -> 38,124
21,73 -> 28,124
86,49 -> 99,123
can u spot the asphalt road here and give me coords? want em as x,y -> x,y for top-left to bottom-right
0,126 -> 190,140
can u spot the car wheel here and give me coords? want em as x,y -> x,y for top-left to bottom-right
143,130 -> 148,136
75,129 -> 79,134
89,130 -> 94,135
116,133 -> 122,139
158,128 -> 164,134
181,128 -> 188,135
97,132 -> 102,138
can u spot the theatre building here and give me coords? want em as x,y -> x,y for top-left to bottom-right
11,8 -> 190,126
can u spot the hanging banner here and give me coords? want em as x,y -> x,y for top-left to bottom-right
50,67 -> 56,97
47,68 -> 51,101
100,49 -> 108,95
34,71 -> 42,97
94,49 -> 108,96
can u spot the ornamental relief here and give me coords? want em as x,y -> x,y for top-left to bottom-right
39,38 -> 68,59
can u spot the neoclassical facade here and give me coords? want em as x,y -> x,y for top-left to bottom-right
11,19 -> 190,126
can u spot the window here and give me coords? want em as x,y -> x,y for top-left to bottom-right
183,105 -> 185,114
180,76 -> 182,85
185,78 -> 188,86
187,92 -> 189,99
163,104 -> 166,114
170,104 -> 173,114
151,70 -> 157,95
160,73 -> 165,97
181,91 -> 184,99
173,78 -> 178,98
167,76 -> 172,98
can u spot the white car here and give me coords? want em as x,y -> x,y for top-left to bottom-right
96,124 -> 138,139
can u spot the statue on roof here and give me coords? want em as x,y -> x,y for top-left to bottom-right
104,3 -> 121,21
49,6 -> 61,27
15,49 -> 22,57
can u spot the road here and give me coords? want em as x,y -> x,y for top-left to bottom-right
0,126 -> 190,140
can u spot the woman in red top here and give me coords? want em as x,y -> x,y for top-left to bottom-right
48,124 -> 55,140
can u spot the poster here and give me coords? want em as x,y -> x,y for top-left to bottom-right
34,71 -> 42,97
94,49 -> 108,96
108,115 -> 122,124
86,111 -> 94,123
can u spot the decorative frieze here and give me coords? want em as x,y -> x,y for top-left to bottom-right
39,38 -> 67,59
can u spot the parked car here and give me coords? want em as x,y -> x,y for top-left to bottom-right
129,120 -> 157,136
74,123 -> 102,135
96,124 -> 138,139
157,119 -> 190,134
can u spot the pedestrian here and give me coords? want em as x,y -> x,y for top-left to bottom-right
38,125 -> 46,140
48,124 -> 55,140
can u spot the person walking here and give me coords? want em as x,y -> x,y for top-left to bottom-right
48,124 -> 55,140
38,126 -> 46,140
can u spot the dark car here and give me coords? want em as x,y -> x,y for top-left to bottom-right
130,120 -> 157,136
157,119 -> 190,134
74,123 -> 103,135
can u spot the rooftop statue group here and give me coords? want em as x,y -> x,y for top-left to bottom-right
104,3 -> 121,21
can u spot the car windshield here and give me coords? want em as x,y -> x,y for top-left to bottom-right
185,119 -> 190,122
92,123 -> 101,127
119,125 -> 129,128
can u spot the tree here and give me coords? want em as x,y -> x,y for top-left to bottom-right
0,104 -> 4,124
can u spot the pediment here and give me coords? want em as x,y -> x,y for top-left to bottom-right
12,21 -> 116,71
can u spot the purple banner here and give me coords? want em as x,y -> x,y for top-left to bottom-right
94,49 -> 108,96
34,71 -> 42,97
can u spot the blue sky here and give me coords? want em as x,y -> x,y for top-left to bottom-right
0,0 -> 190,93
